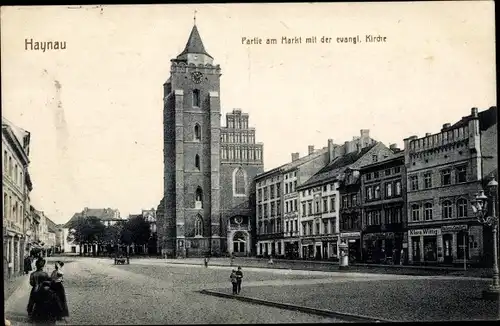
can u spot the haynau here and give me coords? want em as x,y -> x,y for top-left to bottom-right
25,39 -> 66,52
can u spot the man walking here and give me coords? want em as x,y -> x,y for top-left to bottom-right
235,266 -> 243,294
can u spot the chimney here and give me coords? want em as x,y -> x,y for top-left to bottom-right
471,107 -> 479,117
328,139 -> 335,162
308,145 -> 315,155
441,123 -> 451,131
291,152 -> 300,162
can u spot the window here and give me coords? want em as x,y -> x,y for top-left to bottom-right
277,201 -> 281,216
195,154 -> 200,170
330,196 -> 336,212
342,196 -> 348,208
315,222 -> 320,235
411,204 -> 420,221
352,194 -> 357,206
410,175 -> 418,191
270,185 -> 275,199
195,187 -> 203,208
374,171 -> 379,179
457,198 -> 468,218
424,203 -> 433,221
367,186 -> 373,200
330,184 -> 335,190
285,221 -> 289,233
366,173 -> 372,181
285,183 -> 289,194
372,155 -> 378,162
394,166 -> 401,174
194,215 -> 203,236
14,164 -> 18,184
323,185 -> 327,192
385,183 -> 392,197
192,89 -> 200,107
302,203 -> 306,216
194,124 -> 201,141
234,168 -> 246,195
442,200 -> 452,219
308,202 -> 312,215
323,220 -> 328,234
8,157 -> 12,177
424,172 -> 432,189
3,151 -> 6,172
3,193 -> 7,218
395,181 -> 401,196
323,198 -> 328,212
456,166 -> 467,183
441,169 -> 451,186
276,183 -> 281,195
294,181 -> 297,191
385,169 -> 391,176
374,185 -> 381,199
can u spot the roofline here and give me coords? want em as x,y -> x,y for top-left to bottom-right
359,153 -> 405,171
2,126 -> 30,165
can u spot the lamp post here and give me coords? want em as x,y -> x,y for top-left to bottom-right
471,178 -> 499,300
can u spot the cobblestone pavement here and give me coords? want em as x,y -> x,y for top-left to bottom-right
211,279 -> 500,322
4,258 -> 343,325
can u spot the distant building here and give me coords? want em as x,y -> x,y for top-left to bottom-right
63,207 -> 122,255
404,107 -> 497,266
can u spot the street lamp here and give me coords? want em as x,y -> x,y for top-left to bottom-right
471,178 -> 499,300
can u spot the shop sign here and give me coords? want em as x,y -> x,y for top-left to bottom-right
409,228 -> 441,236
363,232 -> 395,240
441,225 -> 468,232
340,232 -> 361,238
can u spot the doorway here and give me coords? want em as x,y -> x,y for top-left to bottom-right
232,232 -> 247,256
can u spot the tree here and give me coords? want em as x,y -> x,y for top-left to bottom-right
67,216 -> 106,256
121,215 -> 151,254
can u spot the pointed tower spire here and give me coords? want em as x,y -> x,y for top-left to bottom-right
176,19 -> 213,61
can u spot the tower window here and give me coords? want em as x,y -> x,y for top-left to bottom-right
195,187 -> 203,209
234,167 -> 247,196
194,215 -> 203,237
194,124 -> 201,141
195,154 -> 200,170
193,89 -> 200,107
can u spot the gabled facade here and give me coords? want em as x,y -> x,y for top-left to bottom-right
296,133 -> 395,260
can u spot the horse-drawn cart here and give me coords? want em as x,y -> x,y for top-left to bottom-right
114,255 -> 130,265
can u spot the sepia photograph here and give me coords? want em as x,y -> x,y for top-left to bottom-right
1,1 -> 498,324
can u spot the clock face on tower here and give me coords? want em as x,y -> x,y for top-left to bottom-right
191,71 -> 203,84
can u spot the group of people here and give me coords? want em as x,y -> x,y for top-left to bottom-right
25,255 -> 69,324
229,266 -> 243,295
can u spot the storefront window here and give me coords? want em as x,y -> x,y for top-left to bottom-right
457,231 -> 469,259
412,237 -> 420,262
423,237 -> 437,261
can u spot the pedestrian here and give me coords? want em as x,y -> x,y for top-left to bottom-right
31,279 -> 64,325
235,266 -> 243,294
230,269 -> 238,295
27,258 -> 50,317
204,257 -> 208,268
50,261 -> 69,320
24,255 -> 33,275
400,249 -> 405,266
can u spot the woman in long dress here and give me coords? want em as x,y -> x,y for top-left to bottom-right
50,261 -> 69,319
27,258 -> 49,317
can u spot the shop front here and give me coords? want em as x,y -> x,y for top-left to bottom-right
362,232 -> 404,263
408,228 -> 441,264
340,232 -> 362,262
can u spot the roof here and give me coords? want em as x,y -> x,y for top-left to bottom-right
359,151 -> 404,171
298,143 -> 378,189
448,106 -> 497,132
255,148 -> 328,181
2,122 -> 30,165
45,217 -> 58,233
64,208 -> 121,228
177,24 -> 213,59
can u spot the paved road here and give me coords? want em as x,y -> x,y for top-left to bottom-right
4,257 -> 343,325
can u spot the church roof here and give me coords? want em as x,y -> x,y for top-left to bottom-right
177,24 -> 213,59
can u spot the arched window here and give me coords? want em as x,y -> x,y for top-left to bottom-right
395,181 -> 401,196
8,157 -> 12,177
192,89 -> 200,107
424,203 -> 433,221
457,198 -> 468,218
195,154 -> 200,170
195,187 -> 203,209
233,167 -> 246,195
12,201 -> 17,223
442,200 -> 452,219
411,204 -> 420,221
194,215 -> 203,237
194,124 -> 201,141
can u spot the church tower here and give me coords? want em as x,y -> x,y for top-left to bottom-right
161,22 -> 222,257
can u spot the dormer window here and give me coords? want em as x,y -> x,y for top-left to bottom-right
193,89 -> 200,107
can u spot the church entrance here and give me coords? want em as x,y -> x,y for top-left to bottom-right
232,231 -> 247,256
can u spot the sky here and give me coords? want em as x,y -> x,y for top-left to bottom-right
1,2 -> 496,224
